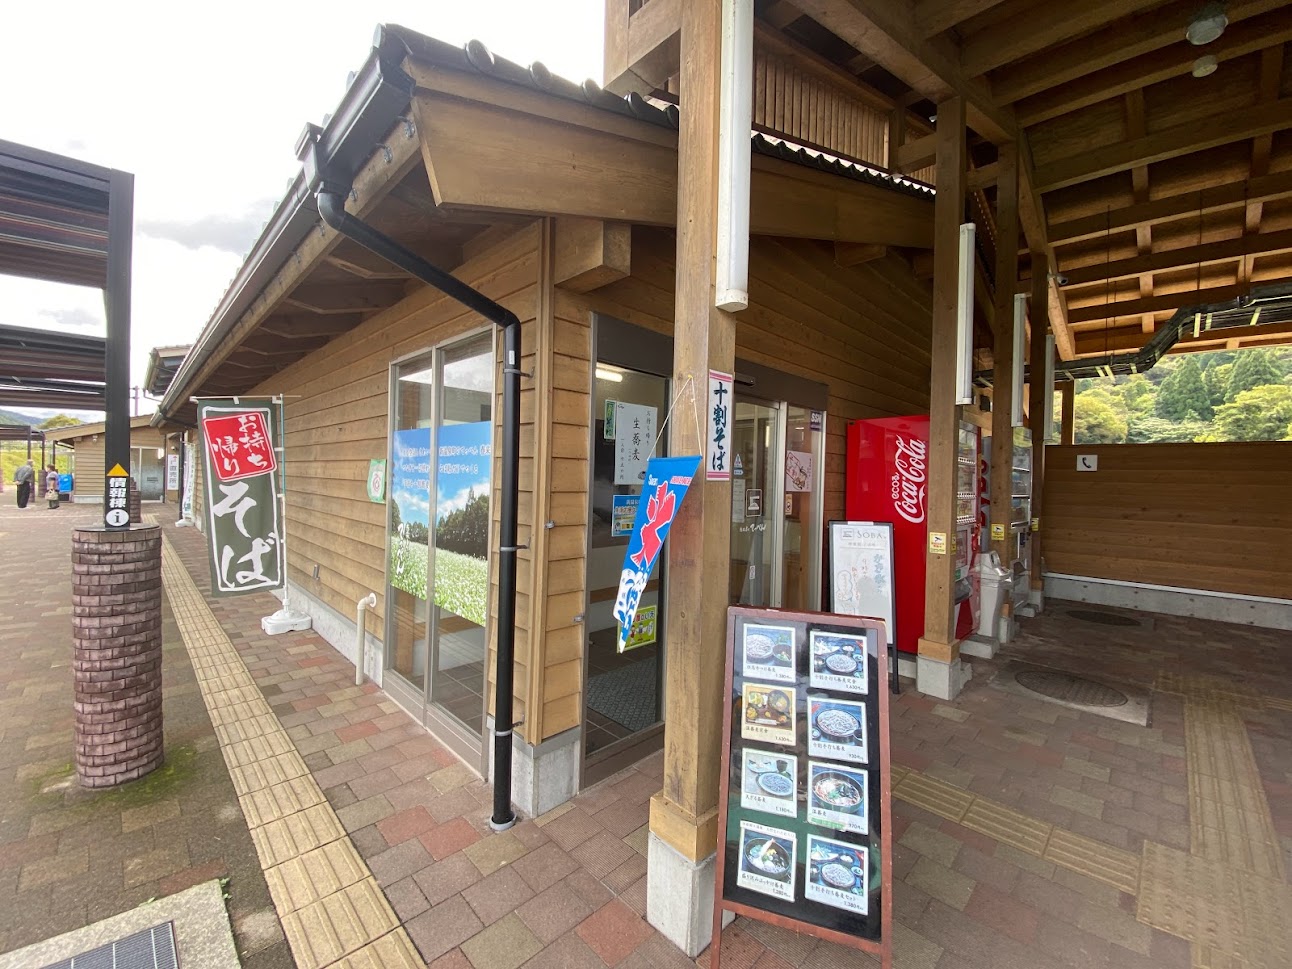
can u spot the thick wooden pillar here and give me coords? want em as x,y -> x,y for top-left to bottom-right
917,96 -> 967,694
1028,251 -> 1050,593
647,0 -> 735,955
989,143 -> 1020,567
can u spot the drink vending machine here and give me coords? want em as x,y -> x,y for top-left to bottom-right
844,415 -> 980,657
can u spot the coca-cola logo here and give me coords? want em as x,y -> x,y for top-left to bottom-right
891,434 -> 927,524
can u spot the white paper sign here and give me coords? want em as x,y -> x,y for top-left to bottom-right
707,369 -> 733,480
1077,454 -> 1098,472
166,453 -> 179,490
613,402 -> 657,485
785,450 -> 813,492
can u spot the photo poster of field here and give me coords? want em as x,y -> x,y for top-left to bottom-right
435,421 -> 492,627
390,427 -> 432,600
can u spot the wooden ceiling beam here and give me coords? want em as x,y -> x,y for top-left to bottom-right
553,217 -> 631,292
763,1 -> 804,30
1032,96 -> 1292,193
1048,169 -> 1292,245
1241,44 -> 1285,287
283,280 -> 408,314
959,0 -> 1165,80
990,0 -> 1289,106
1060,227 -> 1292,287
1016,142 -> 1076,360
915,0 -> 1007,38
1066,284 -> 1248,325
1073,318 -> 1292,355
259,313 -> 363,340
790,0 -> 1016,142
1015,8 -> 1292,127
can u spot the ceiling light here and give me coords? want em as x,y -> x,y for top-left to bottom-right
1186,2 -> 1227,45
1192,54 -> 1219,77
595,367 -> 624,383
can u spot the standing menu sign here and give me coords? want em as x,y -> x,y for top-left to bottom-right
711,607 -> 892,969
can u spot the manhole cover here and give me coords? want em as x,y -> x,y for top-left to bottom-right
1067,609 -> 1140,627
1014,669 -> 1128,707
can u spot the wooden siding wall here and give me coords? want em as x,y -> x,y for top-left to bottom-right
1043,443 -> 1292,600
247,222 -> 543,739
754,48 -> 888,170
571,227 -> 933,526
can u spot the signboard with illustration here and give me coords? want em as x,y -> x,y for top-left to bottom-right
197,400 -> 284,596
710,607 -> 892,969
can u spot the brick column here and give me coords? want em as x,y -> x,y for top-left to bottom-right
128,477 -> 142,524
71,525 -> 163,787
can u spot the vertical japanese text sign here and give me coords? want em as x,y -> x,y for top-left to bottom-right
612,455 -> 702,650
708,369 -> 734,481
198,400 -> 284,596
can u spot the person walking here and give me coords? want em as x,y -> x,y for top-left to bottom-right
14,460 -> 34,509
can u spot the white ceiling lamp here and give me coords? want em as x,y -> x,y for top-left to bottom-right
1186,2 -> 1228,46
1192,54 -> 1219,77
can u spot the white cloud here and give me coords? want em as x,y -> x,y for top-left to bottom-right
437,484 -> 481,520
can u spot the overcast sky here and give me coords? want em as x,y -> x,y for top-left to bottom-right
2,1 -> 603,418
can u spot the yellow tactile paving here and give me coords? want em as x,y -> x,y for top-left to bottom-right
160,534 -> 421,969
960,798 -> 1052,858
1265,696 -> 1292,714
894,771 -> 974,822
1043,828 -> 1141,896
1137,842 -> 1292,969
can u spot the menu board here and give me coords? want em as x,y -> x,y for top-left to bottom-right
710,607 -> 892,969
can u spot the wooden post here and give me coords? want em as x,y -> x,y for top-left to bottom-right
647,0 -> 736,955
1060,380 -> 1075,445
1028,251 -> 1050,593
917,96 -> 966,694
989,142 -> 1019,567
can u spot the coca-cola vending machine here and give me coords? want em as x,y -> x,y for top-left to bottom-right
844,415 -> 979,656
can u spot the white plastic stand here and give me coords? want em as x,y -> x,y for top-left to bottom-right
262,606 -> 312,635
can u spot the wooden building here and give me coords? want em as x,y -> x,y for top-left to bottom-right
44,413 -> 185,504
157,8 -> 1292,955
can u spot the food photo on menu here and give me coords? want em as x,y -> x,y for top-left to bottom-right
741,683 -> 798,747
809,630 -> 869,694
805,835 -> 869,915
807,761 -> 868,834
737,820 -> 798,902
807,696 -> 868,764
742,623 -> 797,684
741,749 -> 799,819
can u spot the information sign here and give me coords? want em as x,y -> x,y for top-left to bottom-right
105,463 -> 130,528
711,607 -> 892,969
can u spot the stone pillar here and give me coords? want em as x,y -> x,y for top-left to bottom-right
72,525 -> 164,788
128,476 -> 142,524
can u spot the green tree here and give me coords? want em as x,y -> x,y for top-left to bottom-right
38,414 -> 81,430
1204,385 -> 1292,442
1203,363 -> 1232,408
1155,357 -> 1212,421
1073,393 -> 1128,444
1225,349 -> 1283,401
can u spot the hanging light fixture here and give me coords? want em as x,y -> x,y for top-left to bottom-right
1192,54 -> 1219,77
1186,2 -> 1228,46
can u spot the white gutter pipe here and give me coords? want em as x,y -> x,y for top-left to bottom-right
355,592 -> 377,686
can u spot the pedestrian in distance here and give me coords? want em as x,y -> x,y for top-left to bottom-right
46,465 -> 60,509
14,460 -> 34,509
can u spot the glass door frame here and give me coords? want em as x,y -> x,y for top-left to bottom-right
382,325 -> 497,773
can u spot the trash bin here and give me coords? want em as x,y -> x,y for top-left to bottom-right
974,551 -> 1013,640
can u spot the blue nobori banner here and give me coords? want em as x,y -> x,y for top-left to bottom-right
611,454 -> 702,651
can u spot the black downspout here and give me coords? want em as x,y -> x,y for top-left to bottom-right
315,190 -> 521,832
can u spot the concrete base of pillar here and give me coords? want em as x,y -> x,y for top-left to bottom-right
959,634 -> 998,660
486,719 -> 581,819
646,834 -> 724,957
1029,586 -> 1046,612
916,654 -> 972,700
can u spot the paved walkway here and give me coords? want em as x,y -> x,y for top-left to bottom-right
4,500 -> 1291,969
0,501 -> 291,966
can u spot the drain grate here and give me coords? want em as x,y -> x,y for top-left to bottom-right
41,923 -> 176,969
1014,669 -> 1129,707
1067,609 -> 1140,627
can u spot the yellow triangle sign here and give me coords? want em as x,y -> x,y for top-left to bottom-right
107,464 -> 129,477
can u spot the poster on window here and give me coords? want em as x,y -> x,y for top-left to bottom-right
198,400 -> 284,596
613,402 -> 657,485
435,421 -> 492,626
389,427 -> 432,601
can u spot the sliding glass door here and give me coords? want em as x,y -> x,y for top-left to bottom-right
385,330 -> 495,763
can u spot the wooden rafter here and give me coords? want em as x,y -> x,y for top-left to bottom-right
914,0 -> 1008,39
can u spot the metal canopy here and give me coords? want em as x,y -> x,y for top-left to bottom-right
0,139 -> 132,529
0,324 -> 107,409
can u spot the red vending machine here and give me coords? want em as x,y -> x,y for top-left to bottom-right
844,415 -> 979,656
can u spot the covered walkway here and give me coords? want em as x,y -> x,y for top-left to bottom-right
7,497 -> 1289,968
